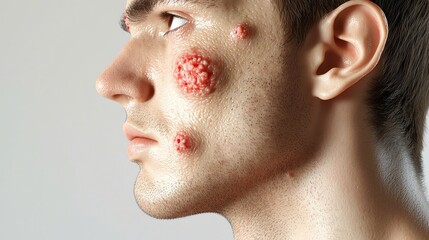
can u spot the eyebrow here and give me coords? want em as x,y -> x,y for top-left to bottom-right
119,0 -> 218,32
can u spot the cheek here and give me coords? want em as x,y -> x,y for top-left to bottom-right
174,131 -> 194,154
174,50 -> 218,97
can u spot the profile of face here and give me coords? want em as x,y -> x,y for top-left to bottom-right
97,0 -> 315,218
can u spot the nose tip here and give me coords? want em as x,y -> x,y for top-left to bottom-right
96,51 -> 155,105
95,68 -> 128,104
96,71 -> 107,98
96,70 -> 155,104
95,67 -> 120,99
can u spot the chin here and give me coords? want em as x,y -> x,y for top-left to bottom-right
134,194 -> 207,219
133,180 -> 211,219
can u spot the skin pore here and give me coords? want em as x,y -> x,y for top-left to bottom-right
96,0 -> 429,239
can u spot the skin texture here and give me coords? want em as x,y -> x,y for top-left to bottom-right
96,0 -> 429,239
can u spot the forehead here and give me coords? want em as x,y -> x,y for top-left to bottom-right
123,0 -> 225,23
125,0 -> 220,10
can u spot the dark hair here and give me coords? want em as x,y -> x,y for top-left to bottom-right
276,0 -> 429,177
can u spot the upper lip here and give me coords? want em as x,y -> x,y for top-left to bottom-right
123,123 -> 157,142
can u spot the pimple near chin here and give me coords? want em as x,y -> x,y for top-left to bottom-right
174,131 -> 193,154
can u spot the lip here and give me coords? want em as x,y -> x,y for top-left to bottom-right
123,123 -> 158,159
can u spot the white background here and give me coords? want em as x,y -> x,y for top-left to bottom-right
0,0 -> 428,239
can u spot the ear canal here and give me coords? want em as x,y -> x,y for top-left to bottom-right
316,47 -> 348,76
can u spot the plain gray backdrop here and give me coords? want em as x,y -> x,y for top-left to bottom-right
0,0 -> 428,239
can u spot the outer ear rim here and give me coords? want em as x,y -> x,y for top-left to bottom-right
310,0 -> 388,101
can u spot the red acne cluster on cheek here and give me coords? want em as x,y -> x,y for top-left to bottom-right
174,51 -> 216,96
174,132 -> 193,154
232,23 -> 250,40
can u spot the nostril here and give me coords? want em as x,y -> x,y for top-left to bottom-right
105,80 -> 155,104
131,80 -> 155,102
111,94 -> 132,104
146,85 -> 155,100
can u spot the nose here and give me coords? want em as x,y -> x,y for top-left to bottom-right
96,39 -> 155,105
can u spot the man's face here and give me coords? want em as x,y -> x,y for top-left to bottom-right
97,0 -> 314,218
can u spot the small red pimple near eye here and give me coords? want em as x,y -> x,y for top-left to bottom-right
174,50 -> 217,97
123,15 -> 130,30
174,132 -> 193,154
232,23 -> 250,40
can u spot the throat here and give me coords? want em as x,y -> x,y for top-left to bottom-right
219,119 -> 428,239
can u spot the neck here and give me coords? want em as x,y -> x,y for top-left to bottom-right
218,99 -> 429,240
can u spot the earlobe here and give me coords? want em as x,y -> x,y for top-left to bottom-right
307,0 -> 388,100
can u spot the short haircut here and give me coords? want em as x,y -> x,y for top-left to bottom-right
276,0 -> 429,177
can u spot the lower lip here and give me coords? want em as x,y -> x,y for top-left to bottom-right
128,138 -> 157,159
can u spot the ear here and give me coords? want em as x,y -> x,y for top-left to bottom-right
305,0 -> 388,100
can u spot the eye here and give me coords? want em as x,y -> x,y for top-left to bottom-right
164,13 -> 188,35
